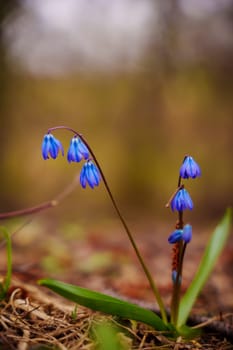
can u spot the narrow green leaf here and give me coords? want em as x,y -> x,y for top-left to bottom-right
178,208 -> 232,328
38,278 -> 168,331
0,226 -> 12,299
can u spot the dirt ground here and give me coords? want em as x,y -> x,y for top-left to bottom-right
0,217 -> 232,349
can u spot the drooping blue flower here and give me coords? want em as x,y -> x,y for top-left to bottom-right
180,156 -> 201,179
67,136 -> 89,163
80,160 -> 101,189
171,188 -> 193,212
182,224 -> 192,243
42,133 -> 64,160
168,229 -> 183,244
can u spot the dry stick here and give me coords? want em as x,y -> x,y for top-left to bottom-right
0,201 -> 55,220
0,176 -> 79,221
0,177 -> 79,249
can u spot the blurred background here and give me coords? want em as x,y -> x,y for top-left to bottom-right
0,0 -> 232,229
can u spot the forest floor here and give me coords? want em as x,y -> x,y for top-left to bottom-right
0,217 -> 232,349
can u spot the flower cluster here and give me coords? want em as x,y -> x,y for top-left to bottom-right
168,156 -> 200,253
170,156 -> 201,212
42,133 -> 101,189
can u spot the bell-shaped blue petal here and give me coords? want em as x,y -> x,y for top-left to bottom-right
80,160 -> 101,189
67,137 -> 89,163
182,224 -> 192,243
42,134 -> 64,160
168,229 -> 183,244
180,156 -> 201,179
171,188 -> 193,212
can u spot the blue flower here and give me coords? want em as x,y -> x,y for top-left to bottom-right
180,156 -> 201,179
67,137 -> 89,163
168,225 -> 192,244
168,229 -> 183,244
42,133 -> 64,160
80,160 -> 101,189
182,224 -> 192,243
171,188 -> 193,212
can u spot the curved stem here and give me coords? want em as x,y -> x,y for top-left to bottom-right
48,126 -> 168,323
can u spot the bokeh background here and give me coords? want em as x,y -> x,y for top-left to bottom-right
0,0 -> 232,229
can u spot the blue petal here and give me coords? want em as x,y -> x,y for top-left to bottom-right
183,224 -> 192,243
183,189 -> 193,210
67,139 -> 75,162
42,134 -> 50,159
168,229 -> 183,243
77,138 -> 89,160
86,163 -> 95,188
73,138 -> 83,162
90,163 -> 101,185
87,162 -> 100,188
80,164 -> 87,188
54,137 -> 64,157
49,137 -> 59,159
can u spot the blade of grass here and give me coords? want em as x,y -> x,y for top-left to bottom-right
177,208 -> 232,328
0,226 -> 12,299
38,278 -> 168,331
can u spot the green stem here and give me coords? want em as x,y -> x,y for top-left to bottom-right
48,126 -> 168,323
0,227 -> 12,297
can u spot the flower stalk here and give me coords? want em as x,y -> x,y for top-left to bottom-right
45,126 -> 168,323
168,156 -> 201,327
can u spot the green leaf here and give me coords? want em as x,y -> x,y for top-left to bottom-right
177,208 -> 232,328
92,321 -> 128,350
177,324 -> 201,339
38,278 -> 168,332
